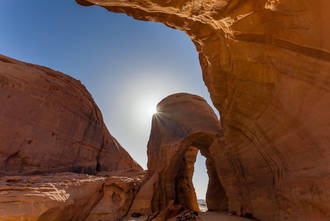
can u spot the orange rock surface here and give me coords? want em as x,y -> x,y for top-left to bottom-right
76,1 -> 330,220
0,54 -> 141,175
0,171 -> 145,221
130,93 -> 225,217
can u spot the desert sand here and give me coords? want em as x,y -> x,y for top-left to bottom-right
123,212 -> 252,221
198,212 -> 252,221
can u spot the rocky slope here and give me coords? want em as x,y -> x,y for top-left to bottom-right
0,54 -> 141,175
76,1 -> 330,220
0,171 -> 145,221
0,54 -> 145,221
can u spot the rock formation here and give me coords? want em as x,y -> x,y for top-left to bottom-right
0,171 -> 144,221
0,54 -> 145,221
76,1 -> 330,220
0,54 -> 141,175
129,93 -> 227,217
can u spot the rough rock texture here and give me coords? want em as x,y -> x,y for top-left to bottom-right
0,54 -> 141,175
0,173 -> 105,221
0,171 -> 144,221
77,1 -> 330,220
85,173 -> 143,221
129,93 -> 226,216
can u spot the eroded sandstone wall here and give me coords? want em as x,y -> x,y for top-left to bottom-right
76,1 -> 330,220
0,54 -> 141,175
0,171 -> 144,221
0,54 -> 145,221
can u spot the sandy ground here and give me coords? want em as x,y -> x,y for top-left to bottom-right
168,212 -> 252,221
122,212 -> 252,221
198,203 -> 208,212
122,216 -> 147,221
122,201 -> 251,221
198,212 -> 252,221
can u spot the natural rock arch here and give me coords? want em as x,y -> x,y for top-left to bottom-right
150,132 -> 227,212
129,93 -> 228,215
163,132 -> 228,212
76,1 -> 330,220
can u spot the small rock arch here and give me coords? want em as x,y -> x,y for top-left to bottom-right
129,93 -> 228,216
161,132 -> 228,212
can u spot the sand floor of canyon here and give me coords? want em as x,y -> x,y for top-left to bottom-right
122,212 -> 251,221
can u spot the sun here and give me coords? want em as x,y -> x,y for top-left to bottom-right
136,98 -> 159,124
148,104 -> 158,116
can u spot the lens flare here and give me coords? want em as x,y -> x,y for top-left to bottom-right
148,105 -> 158,116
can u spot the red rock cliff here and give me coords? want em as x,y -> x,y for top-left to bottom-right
76,1 -> 330,220
0,54 -> 141,175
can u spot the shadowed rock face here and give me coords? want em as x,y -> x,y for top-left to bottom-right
76,1 -> 330,220
0,54 -> 141,175
129,93 -> 227,216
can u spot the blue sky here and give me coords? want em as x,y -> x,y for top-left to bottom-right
0,0 -> 217,199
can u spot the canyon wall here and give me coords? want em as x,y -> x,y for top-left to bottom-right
0,54 -> 141,175
0,54 -> 144,221
0,171 -> 144,221
76,1 -> 330,220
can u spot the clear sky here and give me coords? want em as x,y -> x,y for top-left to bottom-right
0,0 -> 218,199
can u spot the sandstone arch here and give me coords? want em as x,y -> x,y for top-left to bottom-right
151,131 -> 227,213
76,1 -> 330,220
164,132 -> 228,212
129,93 -> 228,217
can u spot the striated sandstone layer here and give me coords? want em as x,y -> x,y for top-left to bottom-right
77,1 -> 330,220
0,171 -> 145,221
129,93 -> 227,217
0,54 -> 146,221
0,54 -> 141,175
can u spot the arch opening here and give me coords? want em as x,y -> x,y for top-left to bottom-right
163,133 -> 228,213
193,151 -> 208,212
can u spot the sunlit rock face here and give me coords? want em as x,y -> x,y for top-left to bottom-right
0,173 -> 104,221
129,93 -> 227,217
77,1 -> 330,220
0,54 -> 145,221
0,54 -> 141,175
0,171 -> 144,221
